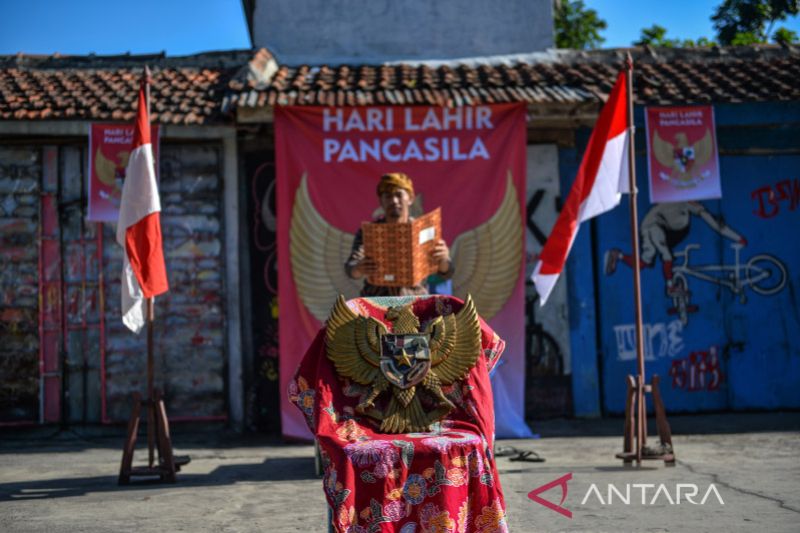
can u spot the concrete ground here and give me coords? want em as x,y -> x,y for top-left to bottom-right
1,412 -> 798,533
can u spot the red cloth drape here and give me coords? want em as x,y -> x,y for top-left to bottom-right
290,295 -> 509,532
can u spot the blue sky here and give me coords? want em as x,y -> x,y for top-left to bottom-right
1,0 -> 798,56
585,0 -> 798,46
0,0 -> 251,56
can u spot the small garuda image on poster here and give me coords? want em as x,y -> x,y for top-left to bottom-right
645,105 -> 721,203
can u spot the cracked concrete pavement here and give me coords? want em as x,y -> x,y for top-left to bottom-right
1,412 -> 798,532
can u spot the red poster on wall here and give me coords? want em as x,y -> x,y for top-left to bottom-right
275,104 -> 531,440
645,106 -> 721,203
88,123 -> 159,222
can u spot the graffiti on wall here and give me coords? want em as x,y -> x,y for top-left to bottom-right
751,178 -> 800,219
668,346 -> 723,392
253,163 -> 278,295
523,145 -> 573,418
598,149 -> 800,414
604,201 -> 788,324
247,157 -> 281,431
613,319 -> 685,362
524,184 -> 565,369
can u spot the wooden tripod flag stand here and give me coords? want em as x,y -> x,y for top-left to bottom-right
614,55 -> 675,466
118,299 -> 185,484
116,67 -> 188,484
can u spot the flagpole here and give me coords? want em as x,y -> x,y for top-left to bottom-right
624,53 -> 646,463
147,297 -> 155,468
140,65 -> 157,469
144,65 -> 151,115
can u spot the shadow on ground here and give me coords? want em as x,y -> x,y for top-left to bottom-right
0,455 -> 318,502
0,424 -> 298,454
2,412 -> 798,454
526,411 -> 800,438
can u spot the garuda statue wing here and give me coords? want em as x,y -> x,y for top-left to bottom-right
450,172 -> 522,319
325,295 -> 387,385
290,174 -> 362,322
424,294 -> 482,384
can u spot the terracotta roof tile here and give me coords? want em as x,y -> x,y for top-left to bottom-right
0,50 -> 251,124
3,46 -> 799,123
224,45 -> 800,110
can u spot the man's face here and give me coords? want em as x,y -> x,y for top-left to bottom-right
379,187 -> 413,222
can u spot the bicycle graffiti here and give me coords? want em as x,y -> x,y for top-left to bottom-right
604,201 -> 788,325
668,243 -> 787,325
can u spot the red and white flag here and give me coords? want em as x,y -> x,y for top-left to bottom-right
532,69 -> 631,304
116,71 -> 168,332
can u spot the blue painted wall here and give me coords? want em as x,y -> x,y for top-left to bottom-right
563,102 -> 800,415
559,146 -> 602,417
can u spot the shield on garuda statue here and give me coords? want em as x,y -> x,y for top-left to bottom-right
380,333 -> 431,389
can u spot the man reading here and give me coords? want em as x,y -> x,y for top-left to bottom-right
345,172 -> 453,296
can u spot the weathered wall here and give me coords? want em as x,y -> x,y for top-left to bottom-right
0,146 -> 40,422
105,143 -> 228,421
0,139 -> 230,424
59,145 -> 103,423
252,0 -> 554,65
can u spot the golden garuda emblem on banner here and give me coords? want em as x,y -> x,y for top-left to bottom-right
290,172 -> 522,322
325,294 -> 481,433
652,130 -> 714,184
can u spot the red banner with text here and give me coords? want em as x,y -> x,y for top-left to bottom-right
645,106 -> 721,203
88,123 -> 159,222
275,103 -> 531,439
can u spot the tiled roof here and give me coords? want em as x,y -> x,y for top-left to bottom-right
224,45 -> 800,110
0,50 -> 252,124
2,46 -> 798,125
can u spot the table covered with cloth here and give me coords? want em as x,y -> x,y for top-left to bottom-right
289,295 -> 510,533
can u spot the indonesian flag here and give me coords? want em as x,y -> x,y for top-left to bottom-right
532,69 -> 631,304
116,73 -> 169,333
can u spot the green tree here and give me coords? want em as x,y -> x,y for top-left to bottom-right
553,0 -> 607,49
773,26 -> 800,44
635,24 -> 677,47
694,37 -> 718,46
712,0 -> 800,45
634,24 -> 717,47
730,31 -> 763,44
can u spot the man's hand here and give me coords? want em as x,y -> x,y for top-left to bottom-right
350,249 -> 378,279
431,239 -> 451,274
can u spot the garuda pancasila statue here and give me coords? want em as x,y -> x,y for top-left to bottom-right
325,294 -> 482,433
